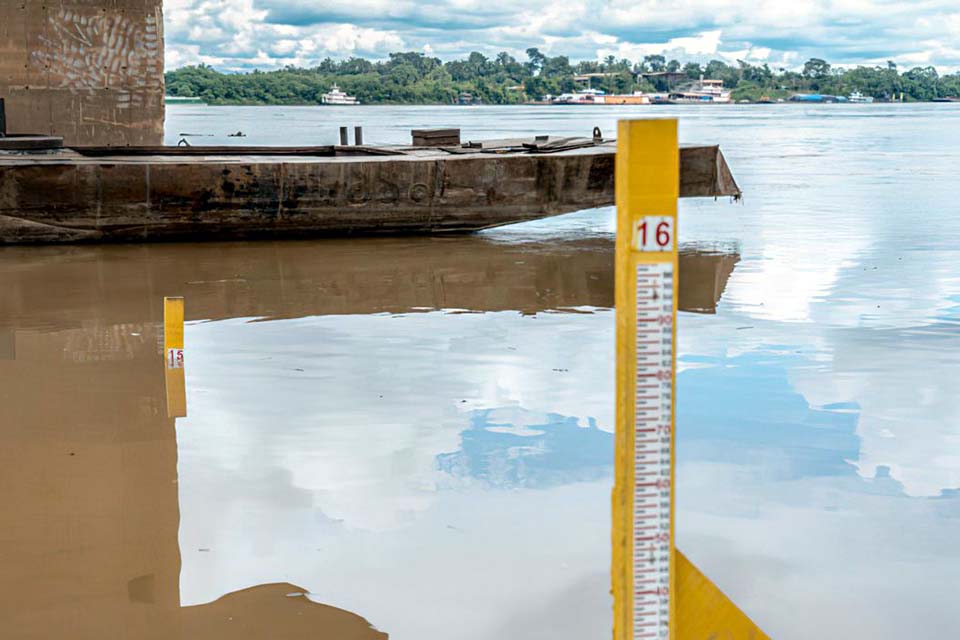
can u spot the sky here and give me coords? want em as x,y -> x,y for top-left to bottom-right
164,0 -> 960,73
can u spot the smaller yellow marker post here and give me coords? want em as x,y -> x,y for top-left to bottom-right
164,297 -> 187,419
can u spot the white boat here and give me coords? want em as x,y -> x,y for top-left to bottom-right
552,88 -> 606,104
848,91 -> 874,103
667,78 -> 731,104
321,84 -> 360,105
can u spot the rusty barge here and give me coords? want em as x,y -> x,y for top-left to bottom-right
0,134 -> 739,244
0,2 -> 739,245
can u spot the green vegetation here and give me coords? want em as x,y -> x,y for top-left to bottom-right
165,51 -> 960,105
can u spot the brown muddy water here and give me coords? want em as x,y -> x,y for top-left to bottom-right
2,104 -> 960,639
0,236 -> 733,640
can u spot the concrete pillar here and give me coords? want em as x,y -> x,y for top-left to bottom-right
0,0 -> 165,146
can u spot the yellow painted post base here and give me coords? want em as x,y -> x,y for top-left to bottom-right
676,550 -> 770,640
165,367 -> 187,419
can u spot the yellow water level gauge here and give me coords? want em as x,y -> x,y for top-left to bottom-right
612,119 -> 768,640
613,118 -> 679,640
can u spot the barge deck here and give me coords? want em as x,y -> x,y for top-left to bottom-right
0,138 -> 740,244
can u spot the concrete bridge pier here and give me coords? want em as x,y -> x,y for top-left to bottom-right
0,0 -> 165,146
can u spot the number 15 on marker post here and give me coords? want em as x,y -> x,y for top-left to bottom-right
634,216 -> 674,252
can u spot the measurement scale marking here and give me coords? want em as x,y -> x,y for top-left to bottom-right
632,261 -> 674,640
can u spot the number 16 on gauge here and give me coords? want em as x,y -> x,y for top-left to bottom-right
634,217 -> 674,252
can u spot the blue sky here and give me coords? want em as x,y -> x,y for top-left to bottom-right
164,0 -> 960,72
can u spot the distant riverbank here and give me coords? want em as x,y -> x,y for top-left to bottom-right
165,52 -> 960,108
166,96 -> 960,107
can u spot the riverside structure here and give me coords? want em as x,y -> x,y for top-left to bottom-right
0,135 -> 739,244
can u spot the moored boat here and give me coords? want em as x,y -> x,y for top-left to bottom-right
321,84 -> 360,105
602,92 -> 651,105
551,89 -> 607,104
790,93 -> 848,103
0,133 -> 740,244
667,78 -> 731,104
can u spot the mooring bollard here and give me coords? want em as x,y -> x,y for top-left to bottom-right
354,126 -> 363,146
164,297 -> 187,419
612,119 -> 768,640
339,126 -> 349,146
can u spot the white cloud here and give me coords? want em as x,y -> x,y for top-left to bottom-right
164,0 -> 405,70
163,0 -> 960,71
596,29 -> 723,62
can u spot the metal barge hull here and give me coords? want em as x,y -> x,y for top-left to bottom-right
0,142 -> 739,244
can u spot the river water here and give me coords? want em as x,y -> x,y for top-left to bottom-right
1,104 -> 959,639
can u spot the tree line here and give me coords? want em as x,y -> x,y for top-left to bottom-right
165,50 -> 960,105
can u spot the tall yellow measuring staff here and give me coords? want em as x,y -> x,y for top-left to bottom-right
612,119 -> 769,640
613,119 -> 679,640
